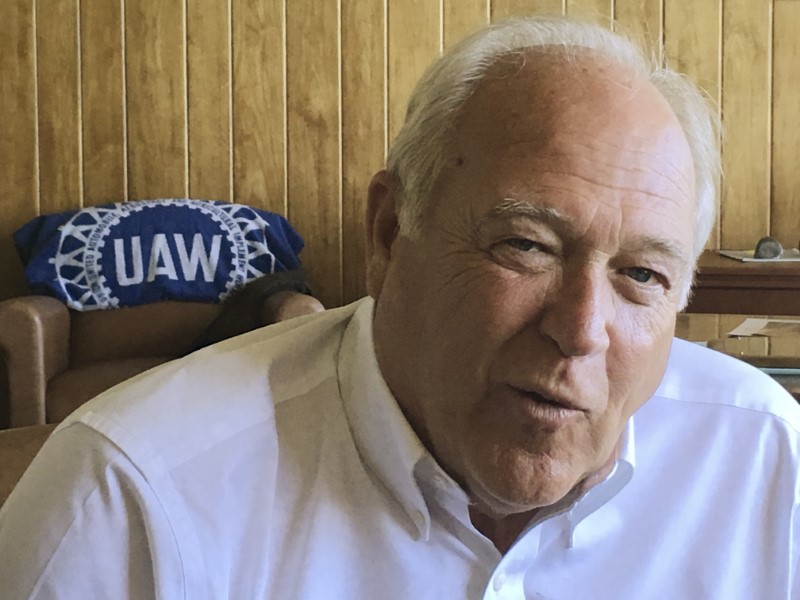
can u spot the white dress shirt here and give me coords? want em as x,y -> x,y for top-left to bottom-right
0,298 -> 798,599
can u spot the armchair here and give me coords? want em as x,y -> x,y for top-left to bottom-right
0,286 -> 324,428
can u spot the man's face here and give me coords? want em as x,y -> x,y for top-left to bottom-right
368,54 -> 697,517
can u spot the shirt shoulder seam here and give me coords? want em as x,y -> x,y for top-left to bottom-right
31,422 -> 188,598
650,394 -> 800,435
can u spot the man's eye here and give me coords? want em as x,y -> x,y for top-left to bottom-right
505,238 -> 541,252
622,267 -> 656,284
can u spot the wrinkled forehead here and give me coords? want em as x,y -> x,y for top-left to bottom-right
445,49 -> 696,205
455,49 -> 679,150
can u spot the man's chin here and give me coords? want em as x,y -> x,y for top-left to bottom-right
464,443 -> 621,522
465,467 -> 582,519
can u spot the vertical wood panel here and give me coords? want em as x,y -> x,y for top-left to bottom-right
187,0 -> 231,201
491,0 -> 564,19
675,314 -> 719,341
231,0 -> 285,213
125,0 -> 186,199
286,0 -> 341,307
387,0 -> 441,144
36,0 -> 81,214
771,0 -> 800,248
565,0 -> 611,24
616,0 -> 662,59
342,0 -> 384,304
664,0 -> 721,248
81,0 -> 126,206
768,335 -> 800,358
444,0 -> 489,49
720,0 -> 770,249
0,0 -> 37,299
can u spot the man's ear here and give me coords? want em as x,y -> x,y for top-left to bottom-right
365,170 -> 400,299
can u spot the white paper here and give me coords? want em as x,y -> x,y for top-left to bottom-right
727,318 -> 800,337
718,248 -> 800,262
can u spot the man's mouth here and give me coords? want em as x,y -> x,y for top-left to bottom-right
506,384 -> 588,425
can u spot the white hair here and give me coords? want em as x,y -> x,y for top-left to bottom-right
386,15 -> 720,305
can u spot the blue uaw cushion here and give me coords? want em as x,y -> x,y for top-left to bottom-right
14,199 -> 304,311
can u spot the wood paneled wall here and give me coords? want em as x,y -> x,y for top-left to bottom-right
1,0 -> 798,308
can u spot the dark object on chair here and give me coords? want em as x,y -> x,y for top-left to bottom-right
754,236 -> 783,259
190,269 -> 318,351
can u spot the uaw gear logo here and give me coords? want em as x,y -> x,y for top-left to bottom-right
51,199 -> 276,310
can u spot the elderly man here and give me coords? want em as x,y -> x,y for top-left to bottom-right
1,15 -> 798,599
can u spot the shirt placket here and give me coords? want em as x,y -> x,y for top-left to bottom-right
481,526 -> 542,600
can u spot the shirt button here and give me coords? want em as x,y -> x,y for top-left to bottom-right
493,572 -> 506,592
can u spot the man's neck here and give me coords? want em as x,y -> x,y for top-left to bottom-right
469,439 -> 624,554
468,481 -> 587,553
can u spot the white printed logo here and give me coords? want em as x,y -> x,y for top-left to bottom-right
113,234 -> 223,285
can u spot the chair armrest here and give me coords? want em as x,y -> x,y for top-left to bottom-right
0,296 -> 70,426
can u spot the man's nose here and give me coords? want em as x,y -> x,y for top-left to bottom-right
538,268 -> 612,358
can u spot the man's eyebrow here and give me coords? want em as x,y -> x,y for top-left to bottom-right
479,198 -> 573,227
482,199 -> 691,263
621,237 -> 689,264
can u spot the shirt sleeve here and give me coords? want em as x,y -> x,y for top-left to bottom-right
0,423 -> 186,600
794,525 -> 800,599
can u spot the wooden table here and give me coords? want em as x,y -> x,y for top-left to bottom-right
686,250 -> 800,316
675,313 -> 800,399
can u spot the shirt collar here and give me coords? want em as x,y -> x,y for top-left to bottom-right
566,417 -> 636,536
337,298 -> 433,539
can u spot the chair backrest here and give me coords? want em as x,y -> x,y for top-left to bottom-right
69,301 -> 222,367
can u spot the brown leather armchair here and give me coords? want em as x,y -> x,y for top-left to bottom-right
0,287 -> 324,428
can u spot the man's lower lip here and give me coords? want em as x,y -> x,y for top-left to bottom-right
509,389 -> 584,425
